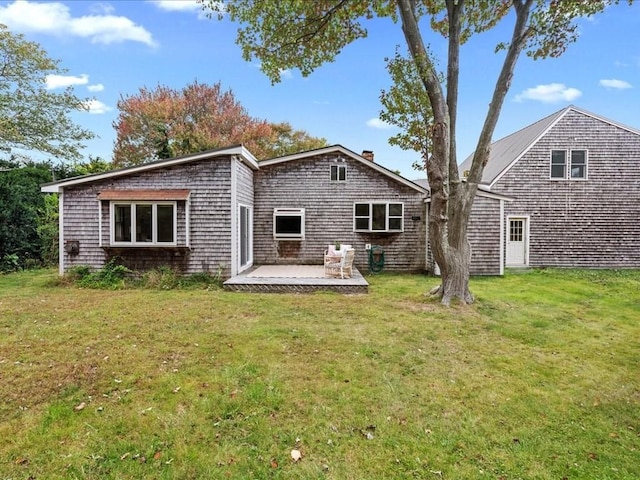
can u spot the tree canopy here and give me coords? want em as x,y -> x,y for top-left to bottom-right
113,80 -> 327,166
0,24 -> 94,161
199,0 -> 631,304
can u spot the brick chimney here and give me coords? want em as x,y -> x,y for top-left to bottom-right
361,150 -> 374,162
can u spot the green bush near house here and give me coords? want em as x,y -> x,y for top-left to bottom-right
0,268 -> 638,479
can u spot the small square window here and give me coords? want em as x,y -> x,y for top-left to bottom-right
330,165 -> 346,181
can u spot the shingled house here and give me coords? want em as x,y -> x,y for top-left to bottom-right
460,105 -> 640,269
45,105 -> 635,280
42,144 -> 513,279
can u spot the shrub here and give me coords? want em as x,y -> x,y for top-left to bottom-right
0,254 -> 21,273
142,266 -> 179,290
75,258 -> 132,290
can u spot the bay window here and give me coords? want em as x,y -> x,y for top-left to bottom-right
111,202 -> 176,245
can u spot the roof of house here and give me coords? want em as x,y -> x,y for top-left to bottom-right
260,144 -> 428,194
42,143 -> 427,195
41,145 -> 259,193
458,105 -> 640,187
411,178 -> 512,201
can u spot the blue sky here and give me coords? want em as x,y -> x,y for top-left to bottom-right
1,0 -> 639,178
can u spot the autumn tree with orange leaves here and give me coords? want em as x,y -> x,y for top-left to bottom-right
112,80 -> 326,167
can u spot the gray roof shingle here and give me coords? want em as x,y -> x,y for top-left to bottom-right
459,106 -> 567,185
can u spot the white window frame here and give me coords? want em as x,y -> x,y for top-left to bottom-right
569,150 -> 588,180
330,164 -> 347,182
273,208 -> 305,240
550,149 -> 588,180
110,201 -> 177,246
353,202 -> 404,233
550,150 -> 567,180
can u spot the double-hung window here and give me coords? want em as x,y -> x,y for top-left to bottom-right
111,202 -> 176,245
550,149 -> 587,180
330,164 -> 346,181
570,150 -> 586,179
354,202 -> 403,232
273,208 -> 305,240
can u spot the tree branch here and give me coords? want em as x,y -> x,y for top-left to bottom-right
467,0 -> 534,188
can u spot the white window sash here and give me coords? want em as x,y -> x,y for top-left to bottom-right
109,201 -> 177,246
353,202 -> 404,232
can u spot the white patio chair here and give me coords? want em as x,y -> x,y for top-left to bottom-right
324,248 -> 355,279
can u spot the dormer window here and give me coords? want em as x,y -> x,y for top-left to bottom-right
330,164 -> 346,182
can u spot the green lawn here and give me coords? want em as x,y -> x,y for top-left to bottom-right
1,268 -> 638,479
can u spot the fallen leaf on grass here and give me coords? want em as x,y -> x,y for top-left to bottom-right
154,451 -> 162,460
15,457 -> 29,465
74,402 -> 86,411
270,458 -> 278,468
290,449 -> 302,462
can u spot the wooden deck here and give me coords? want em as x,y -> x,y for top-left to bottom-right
223,265 -> 369,294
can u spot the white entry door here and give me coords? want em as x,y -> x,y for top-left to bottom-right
506,217 -> 528,267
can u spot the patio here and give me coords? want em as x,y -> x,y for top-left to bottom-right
223,265 -> 369,294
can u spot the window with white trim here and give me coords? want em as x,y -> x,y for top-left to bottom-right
111,202 -> 176,245
570,150 -> 586,179
330,164 -> 346,181
354,202 -> 403,232
550,149 -> 587,180
274,208 -> 305,240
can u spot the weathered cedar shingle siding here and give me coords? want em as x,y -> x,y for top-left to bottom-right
424,195 -> 504,276
235,159 -> 254,207
61,157 -> 236,276
468,195 -> 503,275
254,154 -> 426,272
494,110 -> 640,268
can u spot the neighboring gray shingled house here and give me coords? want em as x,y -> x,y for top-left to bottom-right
460,105 -> 640,269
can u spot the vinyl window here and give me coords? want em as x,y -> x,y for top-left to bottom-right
330,165 -> 346,181
354,202 -> 403,232
550,149 -> 587,180
274,208 -> 305,240
111,202 -> 176,245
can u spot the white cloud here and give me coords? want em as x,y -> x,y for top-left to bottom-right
599,79 -> 632,90
150,0 -> 200,12
280,69 -> 293,80
0,0 -> 156,46
89,2 -> 115,15
514,83 -> 582,103
366,118 -> 393,129
88,84 -> 105,92
83,99 -> 112,114
149,0 -> 216,19
46,73 -> 89,90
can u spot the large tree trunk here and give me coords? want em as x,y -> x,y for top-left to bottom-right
397,0 -> 534,304
428,160 -> 476,305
